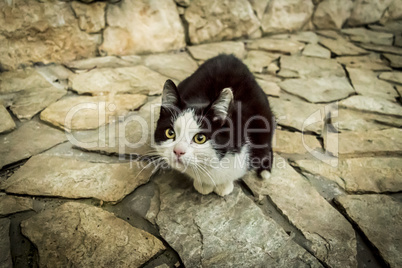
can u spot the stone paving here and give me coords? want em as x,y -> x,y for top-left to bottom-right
1,26 -> 402,268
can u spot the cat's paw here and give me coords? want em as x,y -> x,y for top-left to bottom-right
193,180 -> 214,195
260,170 -> 271,180
214,182 -> 234,196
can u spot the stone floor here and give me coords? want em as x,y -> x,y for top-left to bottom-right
1,24 -> 402,268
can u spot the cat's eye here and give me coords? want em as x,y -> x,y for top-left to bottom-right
193,133 -> 207,144
165,128 -> 175,139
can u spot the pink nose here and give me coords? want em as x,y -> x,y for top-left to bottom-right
174,149 -> 186,157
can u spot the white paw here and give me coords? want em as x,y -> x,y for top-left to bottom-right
260,170 -> 271,180
193,180 -> 214,195
214,182 -> 234,196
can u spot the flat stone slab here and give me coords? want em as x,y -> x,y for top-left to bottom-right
256,79 -> 281,97
341,28 -> 394,46
21,202 -> 165,267
319,36 -> 368,56
0,68 -> 55,94
0,194 -> 34,216
153,172 -> 322,268
293,157 -> 402,193
1,155 -> 154,203
0,105 -> 15,134
302,43 -> 331,58
383,53 -> 402,68
0,121 -> 67,169
0,218 -> 12,268
379,71 -> 402,85
69,66 -> 170,96
335,195 -> 402,268
336,55 -> 391,71
247,38 -> 305,55
357,43 -> 402,55
347,68 -> 398,101
271,31 -> 320,44
65,55 -> 142,70
187,41 -> 246,61
325,128 -> 402,157
40,94 -> 147,131
243,155 -> 357,267
338,95 -> 402,117
279,76 -> 354,103
273,129 -> 322,155
244,50 -> 279,73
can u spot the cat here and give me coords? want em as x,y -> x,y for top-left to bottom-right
153,54 -> 275,196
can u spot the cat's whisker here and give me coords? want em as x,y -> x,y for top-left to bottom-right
194,162 -> 216,188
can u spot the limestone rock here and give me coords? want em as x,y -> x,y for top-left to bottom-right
313,0 -> 354,29
256,79 -> 281,97
100,0 -> 185,55
66,56 -> 142,70
71,1 -> 106,33
271,31 -> 320,44
279,76 -> 354,103
302,43 -> 331,58
273,129 -> 322,155
319,36 -> 368,56
243,155 -> 357,267
0,68 -> 55,94
247,38 -> 305,55
1,155 -> 154,202
0,121 -> 67,169
0,105 -> 15,134
248,0 -> 270,20
347,68 -> 398,101
357,43 -> 402,55
187,41 -> 246,61
69,66 -> 170,96
0,194 -> 34,216
383,53 -> 402,68
40,94 -> 147,131
379,71 -> 402,85
21,202 -> 165,267
154,172 -> 322,268
336,54 -> 391,71
0,218 -> 12,268
348,0 -> 393,26
335,195 -> 402,267
261,0 -> 314,34
294,157 -> 402,193
339,95 -> 402,117
184,0 -> 260,44
341,28 -> 394,46
369,20 -> 402,33
244,50 -> 279,73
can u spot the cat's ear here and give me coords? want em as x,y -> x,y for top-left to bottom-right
161,79 -> 180,107
211,87 -> 233,125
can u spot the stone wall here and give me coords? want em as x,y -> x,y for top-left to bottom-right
1,0 -> 401,71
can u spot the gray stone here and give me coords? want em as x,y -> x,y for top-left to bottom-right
273,129 -> 322,155
313,0 -> 354,29
99,0 -> 185,55
0,105 -> 15,134
302,43 -> 331,58
71,1 -> 106,33
294,157 -> 402,193
347,68 -> 398,101
279,76 -> 354,103
34,64 -> 72,90
1,155 -> 154,203
21,202 -> 165,267
342,28 -> 394,46
184,0 -> 260,44
319,36 -> 368,56
154,172 -> 322,268
243,50 -> 279,73
348,0 -> 393,26
0,121 -> 67,169
247,38 -> 305,55
69,66 -> 170,96
379,71 -> 402,85
243,155 -> 357,267
357,43 -> 402,55
256,79 -> 281,97
0,194 -> 33,216
187,41 -> 246,61
325,128 -> 402,157
0,218 -> 12,268
336,54 -> 392,71
335,195 -> 402,267
0,68 -> 55,94
339,95 -> 402,117
260,0 -> 314,34
65,56 -> 142,70
383,53 -> 402,68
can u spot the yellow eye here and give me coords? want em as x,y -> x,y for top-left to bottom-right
165,128 -> 175,139
193,133 -> 207,144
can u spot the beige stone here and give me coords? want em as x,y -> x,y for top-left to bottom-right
0,195 -> 33,216
358,43 -> 402,55
302,44 -> 331,58
71,1 -> 106,33
339,95 -> 402,117
319,36 -> 368,56
336,55 -> 391,71
0,68 -> 53,94
348,0 -> 393,26
247,38 -> 305,55
271,31 -> 320,44
273,129 -> 321,155
187,41 -> 246,61
313,0 -> 354,29
342,28 -> 394,46
256,79 -> 281,97
383,53 -> 402,68
379,71 -> 402,85
244,50 -> 279,73
65,56 -> 142,70
0,105 -> 16,134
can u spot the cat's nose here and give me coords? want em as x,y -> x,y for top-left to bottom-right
174,148 -> 186,157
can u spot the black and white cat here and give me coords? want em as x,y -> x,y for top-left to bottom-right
154,54 -> 275,196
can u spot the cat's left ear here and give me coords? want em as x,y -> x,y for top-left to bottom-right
211,87 -> 233,126
161,79 -> 180,107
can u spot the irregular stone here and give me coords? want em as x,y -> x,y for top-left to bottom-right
269,97 -> 324,134
184,0 -> 260,44
1,155 -> 154,202
319,36 -> 368,56
369,20 -> 402,33
348,0 -> 393,26
336,54 -> 392,71
0,121 -> 67,169
154,172 -> 322,268
40,94 -> 147,131
357,43 -> 402,55
243,50 -> 279,73
0,68 -> 56,94
302,43 -> 331,58
313,0 -> 354,29
316,29 -> 344,40
271,31 -> 320,44
347,68 -> 398,101
295,157 -> 402,193
379,71 -> 402,85
65,55 -> 142,70
34,64 -> 72,90
21,202 -> 165,267
0,194 -> 33,216
335,195 -> 402,268
143,52 -> 198,81
278,55 -> 345,78
339,95 -> 402,117
273,129 -> 321,155
0,105 -> 16,134
187,41 -> 246,61
260,0 -> 314,34
243,155 -> 357,267
69,66 -> 170,96
279,76 -> 354,103
341,28 -> 394,46
256,79 -> 281,97
0,218 -> 12,268
325,128 -> 402,157
0,0 -> 101,71
383,53 -> 402,68
71,1 -> 106,33
247,38 -> 305,55
99,0 -> 185,55
248,0 -> 270,20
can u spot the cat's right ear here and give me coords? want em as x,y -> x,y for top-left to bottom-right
161,79 -> 180,107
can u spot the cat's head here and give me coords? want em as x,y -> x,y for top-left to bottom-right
153,80 -> 233,173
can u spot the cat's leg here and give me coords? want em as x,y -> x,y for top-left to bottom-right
255,147 -> 274,180
214,181 -> 234,196
193,180 -> 214,195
